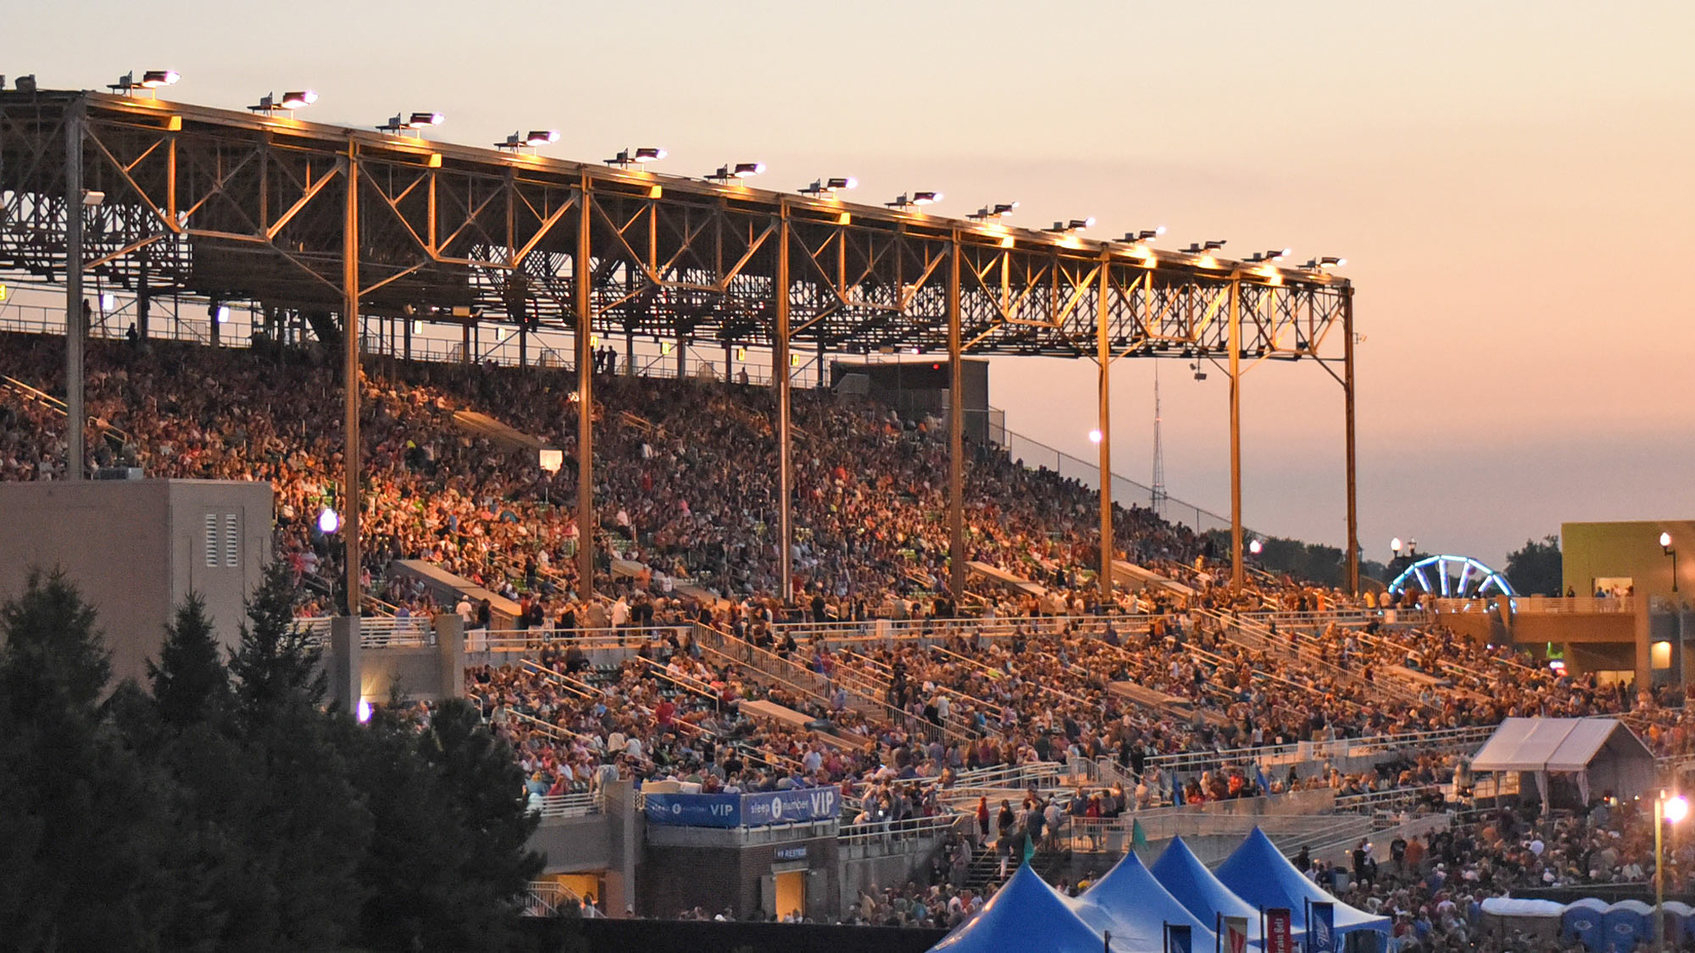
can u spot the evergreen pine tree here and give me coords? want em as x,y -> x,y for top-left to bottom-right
149,592 -> 229,728
229,560 -> 326,718
0,569 -> 179,951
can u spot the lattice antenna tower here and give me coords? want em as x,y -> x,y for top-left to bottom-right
1150,362 -> 1167,516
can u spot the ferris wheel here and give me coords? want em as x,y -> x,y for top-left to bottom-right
1387,554 -> 1517,600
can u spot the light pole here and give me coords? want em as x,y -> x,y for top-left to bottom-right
1656,790 -> 1688,952
1662,532 -> 1679,593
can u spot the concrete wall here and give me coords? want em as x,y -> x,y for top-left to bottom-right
1564,519 -> 1695,601
0,479 -> 271,687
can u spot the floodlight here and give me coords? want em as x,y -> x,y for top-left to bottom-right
1667,793 -> 1689,824
1087,429 -> 1102,444
605,147 -> 667,168
280,90 -> 318,109
317,507 -> 341,534
1124,227 -> 1165,243
1048,218 -> 1094,234
141,70 -> 179,89
1246,248 -> 1290,263
408,111 -> 445,127
799,176 -> 858,196
1303,256 -> 1347,269
969,202 -> 1019,221
707,161 -> 766,181
81,190 -> 106,207
527,129 -> 560,145
1249,539 -> 1263,555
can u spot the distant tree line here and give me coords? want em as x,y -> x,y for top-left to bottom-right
1205,530 -> 1385,588
0,563 -> 542,953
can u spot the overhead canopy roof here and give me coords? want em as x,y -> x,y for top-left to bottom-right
0,89 -> 1352,360
1470,718 -> 1653,774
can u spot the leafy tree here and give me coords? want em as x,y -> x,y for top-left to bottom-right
1505,535 -> 1563,596
148,592 -> 228,728
0,569 -> 179,952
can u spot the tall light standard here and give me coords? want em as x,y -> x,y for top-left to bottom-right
1662,532 -> 1679,593
1656,790 -> 1688,951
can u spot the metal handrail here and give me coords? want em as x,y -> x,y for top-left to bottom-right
530,792 -> 602,818
839,810 -> 969,845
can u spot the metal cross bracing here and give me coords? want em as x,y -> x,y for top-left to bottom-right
0,88 -> 1359,611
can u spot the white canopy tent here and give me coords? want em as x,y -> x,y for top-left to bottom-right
1470,717 -> 1657,806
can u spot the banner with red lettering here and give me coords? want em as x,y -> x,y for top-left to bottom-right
1265,908 -> 1293,953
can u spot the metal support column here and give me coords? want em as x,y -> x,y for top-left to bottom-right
575,181 -> 595,599
1342,285 -> 1360,595
1228,276 -> 1244,592
775,208 -> 793,603
341,143 -> 363,616
64,102 -> 84,481
947,233 -> 966,602
1096,257 -> 1113,603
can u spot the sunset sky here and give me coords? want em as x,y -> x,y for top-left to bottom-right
8,0 -> 1693,570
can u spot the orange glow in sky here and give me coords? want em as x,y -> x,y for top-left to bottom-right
7,0 -> 1693,566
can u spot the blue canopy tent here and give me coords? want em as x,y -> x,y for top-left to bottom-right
1213,828 -> 1391,951
1072,850 -> 1218,953
929,863 -> 1120,953
1149,835 -> 1264,946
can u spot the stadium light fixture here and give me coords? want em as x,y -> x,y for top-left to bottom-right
799,176 -> 858,196
968,202 -> 1019,222
378,112 -> 445,135
81,190 -> 106,207
1663,532 -> 1678,593
706,161 -> 766,181
1047,218 -> 1095,235
1123,227 -> 1166,243
605,147 -> 667,168
250,90 -> 317,114
1657,790 -> 1690,950
888,191 -> 943,209
1245,248 -> 1291,263
1302,256 -> 1347,269
496,129 -> 559,152
110,70 -> 179,97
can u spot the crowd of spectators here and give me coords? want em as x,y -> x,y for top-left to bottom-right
9,329 -> 1695,951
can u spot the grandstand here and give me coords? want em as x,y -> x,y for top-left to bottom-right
4,81 -> 1693,953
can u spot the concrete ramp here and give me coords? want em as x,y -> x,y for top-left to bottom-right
1112,560 -> 1196,598
391,559 -> 520,627
612,555 -> 724,608
451,410 -> 543,452
737,700 -> 865,749
1109,681 -> 1231,727
966,561 -> 1047,598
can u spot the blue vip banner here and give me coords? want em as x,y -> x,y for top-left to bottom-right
645,792 -> 744,828
739,787 -> 840,827
1167,923 -> 1193,953
1307,901 -> 1336,953
645,787 -> 840,828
